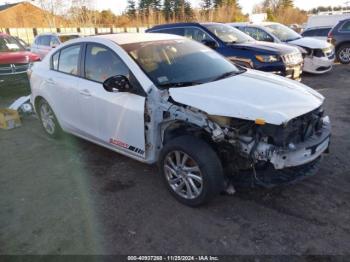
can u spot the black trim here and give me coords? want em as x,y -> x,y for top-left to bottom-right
80,41 -> 146,97
48,41 -> 146,97
50,43 -> 83,78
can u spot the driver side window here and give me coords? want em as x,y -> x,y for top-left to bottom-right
84,44 -> 129,83
255,28 -> 274,42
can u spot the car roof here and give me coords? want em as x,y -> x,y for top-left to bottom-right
93,33 -> 184,45
149,22 -> 227,30
36,33 -> 81,37
227,22 -> 250,26
149,22 -> 202,30
304,26 -> 332,30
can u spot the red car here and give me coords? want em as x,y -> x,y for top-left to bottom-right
0,33 -> 40,87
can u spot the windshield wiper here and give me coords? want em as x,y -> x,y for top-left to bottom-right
213,70 -> 242,81
286,36 -> 302,42
158,81 -> 202,88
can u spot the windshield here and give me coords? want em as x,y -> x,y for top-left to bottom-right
0,36 -> 25,52
59,35 -> 80,43
265,23 -> 301,42
204,24 -> 255,44
122,39 -> 244,88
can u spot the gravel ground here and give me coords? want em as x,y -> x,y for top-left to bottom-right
0,64 -> 349,255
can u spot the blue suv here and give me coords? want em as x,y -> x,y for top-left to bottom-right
147,22 -> 304,80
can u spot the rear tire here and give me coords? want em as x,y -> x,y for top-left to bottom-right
38,99 -> 62,138
336,44 -> 350,64
159,135 -> 224,207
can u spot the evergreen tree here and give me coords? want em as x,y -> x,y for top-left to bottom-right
150,0 -> 162,12
139,0 -> 151,17
280,0 -> 294,8
163,0 -> 174,21
201,0 -> 213,10
213,0 -> 223,8
126,0 -> 137,18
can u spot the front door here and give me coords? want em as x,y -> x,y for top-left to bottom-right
77,43 -> 146,158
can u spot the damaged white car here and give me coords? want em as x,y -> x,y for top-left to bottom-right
29,34 -> 331,206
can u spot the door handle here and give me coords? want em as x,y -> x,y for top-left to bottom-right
79,89 -> 91,96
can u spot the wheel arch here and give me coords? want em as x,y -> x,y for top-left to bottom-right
163,121 -> 211,143
335,41 -> 350,52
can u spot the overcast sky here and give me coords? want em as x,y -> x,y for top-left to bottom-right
1,0 -> 349,14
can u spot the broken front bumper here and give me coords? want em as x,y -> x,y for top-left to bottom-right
269,117 -> 331,170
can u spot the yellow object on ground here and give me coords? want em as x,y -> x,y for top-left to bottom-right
0,109 -> 21,130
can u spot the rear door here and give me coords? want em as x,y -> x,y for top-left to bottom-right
76,43 -> 146,157
47,44 -> 82,130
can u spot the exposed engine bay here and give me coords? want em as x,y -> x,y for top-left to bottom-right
156,93 -> 331,187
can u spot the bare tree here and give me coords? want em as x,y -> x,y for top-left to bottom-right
35,0 -> 68,27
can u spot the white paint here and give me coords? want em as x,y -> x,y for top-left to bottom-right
170,69 -> 324,125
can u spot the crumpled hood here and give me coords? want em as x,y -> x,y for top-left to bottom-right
287,37 -> 331,49
169,70 -> 324,125
234,41 -> 299,55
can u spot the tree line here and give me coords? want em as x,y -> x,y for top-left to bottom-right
33,0 -> 350,28
124,0 -> 246,26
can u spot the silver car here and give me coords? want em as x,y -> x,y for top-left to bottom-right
30,33 -> 80,59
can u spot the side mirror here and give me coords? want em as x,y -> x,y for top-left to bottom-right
103,75 -> 132,93
201,39 -> 218,49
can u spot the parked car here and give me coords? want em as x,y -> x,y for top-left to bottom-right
147,23 -> 304,80
0,33 -> 40,87
31,33 -> 81,59
29,33 -> 331,206
328,18 -> 350,64
301,26 -> 332,41
15,37 -> 30,51
230,22 -> 335,74
306,13 -> 350,30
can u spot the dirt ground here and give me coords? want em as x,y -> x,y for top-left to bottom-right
0,64 -> 350,255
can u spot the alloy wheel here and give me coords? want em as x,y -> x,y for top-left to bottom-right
163,150 -> 203,199
339,47 -> 350,63
40,103 -> 56,135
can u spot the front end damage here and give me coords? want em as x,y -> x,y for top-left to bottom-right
158,96 -> 331,188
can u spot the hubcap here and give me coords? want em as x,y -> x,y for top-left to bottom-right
164,151 -> 203,199
339,48 -> 350,62
40,103 -> 55,135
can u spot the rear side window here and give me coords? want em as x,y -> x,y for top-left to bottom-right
302,29 -> 315,37
318,28 -> 331,36
303,28 -> 331,37
154,28 -> 184,36
35,36 -> 41,45
40,36 -> 51,46
58,45 -> 81,75
340,21 -> 350,32
84,44 -> 129,83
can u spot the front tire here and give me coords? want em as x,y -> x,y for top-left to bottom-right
38,99 -> 62,138
159,135 -> 224,207
336,44 -> 350,64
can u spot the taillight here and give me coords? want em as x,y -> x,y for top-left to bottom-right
327,31 -> 333,42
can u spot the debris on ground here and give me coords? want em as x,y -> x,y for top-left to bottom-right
8,95 -> 33,115
0,109 -> 21,130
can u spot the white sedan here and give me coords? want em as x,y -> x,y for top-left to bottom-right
29,33 -> 331,206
